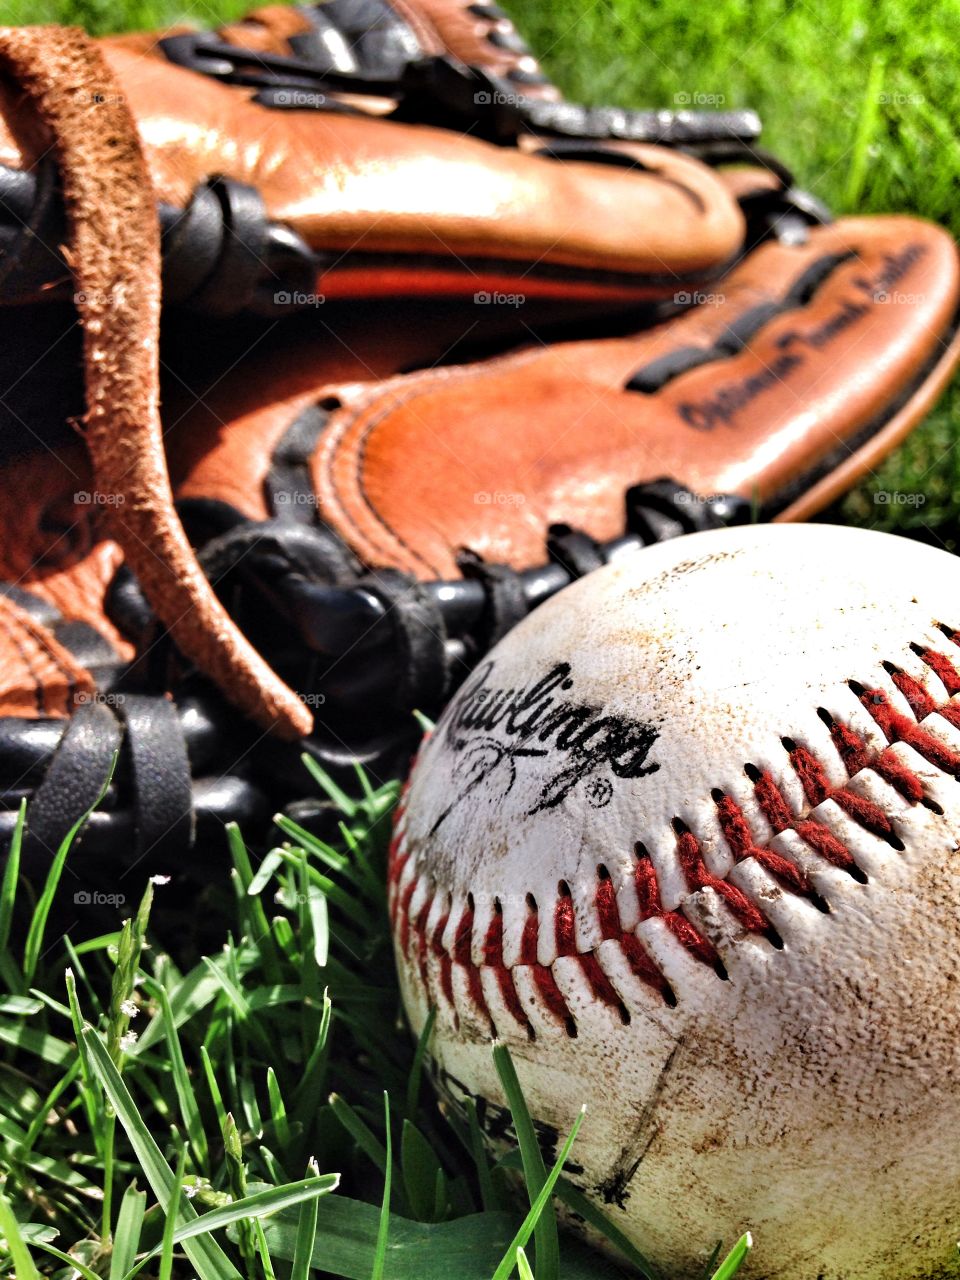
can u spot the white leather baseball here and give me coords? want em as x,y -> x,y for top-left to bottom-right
389,523 -> 960,1279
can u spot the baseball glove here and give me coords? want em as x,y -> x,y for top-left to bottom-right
0,16 -> 823,750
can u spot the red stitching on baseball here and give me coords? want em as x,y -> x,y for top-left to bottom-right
392,647 -> 960,1038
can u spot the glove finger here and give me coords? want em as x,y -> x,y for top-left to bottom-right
104,46 -> 745,299
0,42 -> 745,310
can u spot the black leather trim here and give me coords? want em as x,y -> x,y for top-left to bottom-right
21,701 -> 121,879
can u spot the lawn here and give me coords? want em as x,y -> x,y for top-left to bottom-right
0,2 -> 957,1279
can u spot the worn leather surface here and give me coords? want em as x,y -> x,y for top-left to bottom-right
0,42 -> 744,302
0,445 -> 128,652
171,216 -> 960,580
0,593 -> 95,718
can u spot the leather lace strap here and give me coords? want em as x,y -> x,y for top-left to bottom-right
0,26 -> 310,739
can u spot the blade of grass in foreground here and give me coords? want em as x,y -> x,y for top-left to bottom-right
516,1246 -> 535,1280
0,1192 -> 42,1280
82,1025 -> 244,1280
292,1159 -> 322,1280
710,1232 -> 752,1280
0,800 -> 24,954
110,1182 -> 147,1280
491,1105 -> 585,1280
494,1044 -> 559,1280
371,1092 -> 392,1280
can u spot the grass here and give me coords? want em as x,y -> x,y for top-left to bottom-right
0,762 -> 753,1278
0,0 -> 957,1275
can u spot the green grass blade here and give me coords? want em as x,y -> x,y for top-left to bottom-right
404,1007 -> 435,1121
0,1017 -> 73,1066
464,1097 -> 498,1213
82,1027 -> 244,1280
19,1239 -> 101,1280
329,1093 -> 388,1175
710,1232 -> 753,1280
370,1092 -> 392,1280
493,1044 -> 558,1280
0,1192 -> 43,1280
23,755 -> 115,985
291,1160 -> 322,1280
491,1108 -> 585,1280
143,976 -> 209,1166
200,1045 -> 229,1137
844,55 -> 885,209
111,1182 -> 147,1280
516,1246 -> 535,1280
552,1174 -> 660,1279
0,800 -> 24,954
158,1146 -> 187,1280
266,1067 -> 291,1149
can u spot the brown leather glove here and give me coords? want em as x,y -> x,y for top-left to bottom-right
98,0 -> 825,268
0,18 -> 800,748
157,213 -> 960,779
0,18 -> 751,316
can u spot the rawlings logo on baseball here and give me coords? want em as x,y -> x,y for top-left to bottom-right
433,659 -> 660,828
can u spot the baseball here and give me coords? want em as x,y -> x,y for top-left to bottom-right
389,523 -> 960,1279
